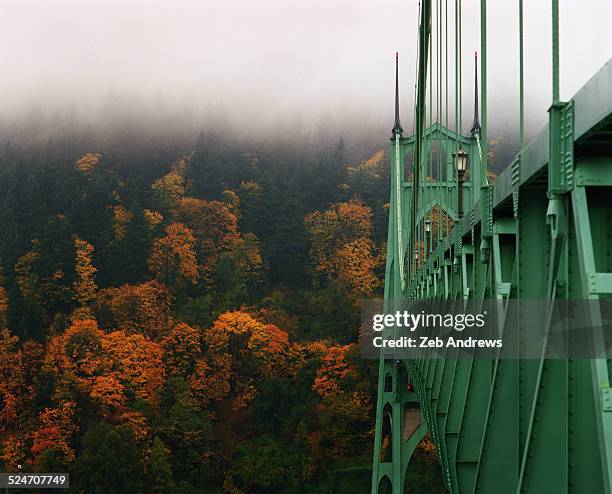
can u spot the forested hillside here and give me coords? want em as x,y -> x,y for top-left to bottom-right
0,132 -> 442,493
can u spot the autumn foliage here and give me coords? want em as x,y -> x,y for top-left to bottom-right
148,222 -> 199,287
96,281 -> 172,339
0,141 -> 414,492
75,153 -> 101,174
162,322 -> 202,376
73,236 -> 97,318
313,344 -> 356,398
31,402 -> 78,463
305,200 -> 382,294
200,311 -> 290,410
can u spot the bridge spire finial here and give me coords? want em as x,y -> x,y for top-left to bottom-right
471,51 -> 481,137
392,52 -> 403,138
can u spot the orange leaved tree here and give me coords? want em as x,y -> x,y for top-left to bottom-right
149,222 -> 199,288
305,200 -> 381,294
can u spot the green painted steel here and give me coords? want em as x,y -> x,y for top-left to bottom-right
371,1 -> 612,492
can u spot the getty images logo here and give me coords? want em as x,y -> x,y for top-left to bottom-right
372,310 -> 487,332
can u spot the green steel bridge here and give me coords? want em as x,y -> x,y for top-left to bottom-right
371,1 -> 612,492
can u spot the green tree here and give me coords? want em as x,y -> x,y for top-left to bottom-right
160,394 -> 214,486
73,424 -> 146,494
147,437 -> 175,494
230,435 -> 296,493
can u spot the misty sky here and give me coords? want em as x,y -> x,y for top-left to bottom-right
1,0 -> 611,139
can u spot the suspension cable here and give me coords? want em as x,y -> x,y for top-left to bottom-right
480,0 -> 487,186
519,0 -> 524,150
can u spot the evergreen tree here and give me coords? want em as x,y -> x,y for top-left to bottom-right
74,424 -> 146,494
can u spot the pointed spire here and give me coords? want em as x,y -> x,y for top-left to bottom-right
392,52 -> 403,138
471,52 -> 481,137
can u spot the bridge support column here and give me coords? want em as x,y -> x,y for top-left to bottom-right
371,361 -> 429,494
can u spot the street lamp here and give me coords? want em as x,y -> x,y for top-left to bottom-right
453,147 -> 469,178
454,147 -> 469,217
424,217 -> 433,251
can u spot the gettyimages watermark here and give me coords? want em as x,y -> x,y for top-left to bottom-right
360,299 -> 612,359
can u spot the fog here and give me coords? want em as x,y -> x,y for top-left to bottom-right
1,0 -> 611,150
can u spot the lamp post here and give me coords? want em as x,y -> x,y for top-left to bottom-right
453,255 -> 460,274
454,147 -> 469,217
